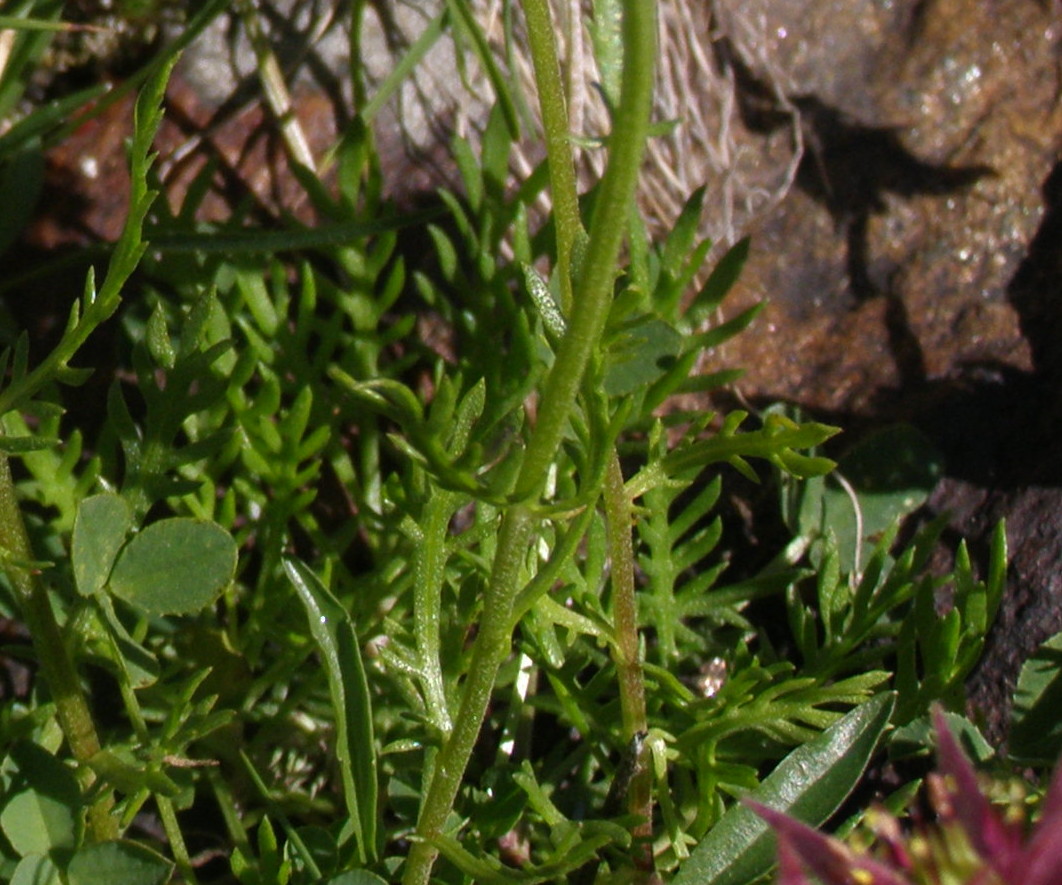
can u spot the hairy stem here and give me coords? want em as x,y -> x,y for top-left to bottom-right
403,3 -> 656,882
604,452 -> 647,746
522,0 -> 582,314
0,456 -> 117,841
604,449 -> 653,863
512,0 -> 656,503
402,504 -> 534,884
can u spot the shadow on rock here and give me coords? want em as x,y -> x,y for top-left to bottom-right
804,158 -> 1062,743
720,38 -> 994,301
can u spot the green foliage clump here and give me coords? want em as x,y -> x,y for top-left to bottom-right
0,3 -> 1023,885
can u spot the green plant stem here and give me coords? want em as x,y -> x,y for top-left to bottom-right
414,487 -> 456,737
522,0 -> 582,315
115,673 -> 198,881
403,4 -> 656,883
403,504 -> 535,885
236,0 -> 316,172
512,0 -> 656,504
604,448 -> 653,863
0,455 -> 117,841
157,795 -> 198,885
604,452 -> 646,738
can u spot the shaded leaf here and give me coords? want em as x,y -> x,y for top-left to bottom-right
323,873 -> 390,885
1011,631 -> 1062,765
799,424 -> 942,573
0,742 -> 82,857
694,237 -> 750,318
66,840 -> 173,885
9,853 -> 63,885
108,518 -> 236,616
72,493 -> 133,597
284,558 -> 377,865
604,317 -> 683,396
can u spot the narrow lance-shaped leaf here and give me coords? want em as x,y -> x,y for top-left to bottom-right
284,558 -> 378,865
752,706 -> 1062,885
673,693 -> 895,885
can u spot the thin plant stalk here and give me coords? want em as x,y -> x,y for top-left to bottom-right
116,671 -> 198,882
236,0 -> 317,172
156,795 -> 198,885
528,0 -> 655,841
604,449 -> 652,856
0,456 -> 117,841
522,0 -> 583,315
510,0 -> 656,505
403,504 -> 535,885
402,3 -> 656,883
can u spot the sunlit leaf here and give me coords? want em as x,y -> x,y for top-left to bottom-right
674,693 -> 895,885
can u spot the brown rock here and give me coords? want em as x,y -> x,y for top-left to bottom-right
703,0 -> 1062,742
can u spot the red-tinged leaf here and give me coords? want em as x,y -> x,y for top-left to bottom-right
1031,762 -> 1062,838
776,834 -> 812,885
932,707 -> 1024,873
1022,764 -> 1062,885
867,807 -> 913,871
747,801 -> 910,885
